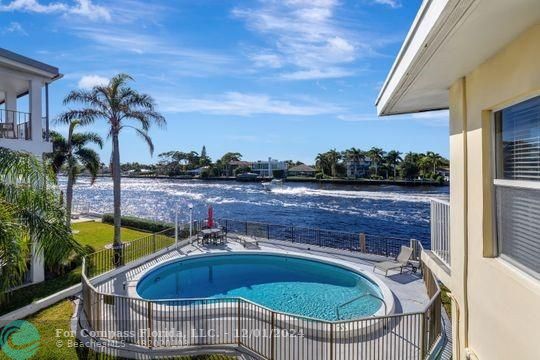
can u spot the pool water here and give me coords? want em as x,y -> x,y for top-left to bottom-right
137,254 -> 383,321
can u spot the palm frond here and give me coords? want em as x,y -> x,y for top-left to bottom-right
56,109 -> 105,126
72,132 -> 104,149
123,126 -> 154,155
75,148 -> 101,183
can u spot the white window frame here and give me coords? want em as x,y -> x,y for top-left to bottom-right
491,94 -> 540,280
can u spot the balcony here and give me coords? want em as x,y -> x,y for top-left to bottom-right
421,198 -> 451,286
430,198 -> 450,267
0,109 -> 32,140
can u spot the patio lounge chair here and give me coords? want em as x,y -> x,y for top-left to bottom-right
373,246 -> 413,276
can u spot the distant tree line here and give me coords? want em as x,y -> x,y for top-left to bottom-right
315,147 -> 448,182
116,146 -> 448,183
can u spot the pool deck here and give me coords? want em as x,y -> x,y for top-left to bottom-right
94,236 -> 429,315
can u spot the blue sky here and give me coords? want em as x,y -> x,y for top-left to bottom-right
0,0 -> 449,164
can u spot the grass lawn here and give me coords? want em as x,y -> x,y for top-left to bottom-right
0,300 -> 235,360
72,221 -> 149,251
1,222 -> 149,316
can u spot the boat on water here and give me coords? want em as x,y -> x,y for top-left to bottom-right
236,172 -> 260,182
262,179 -> 283,191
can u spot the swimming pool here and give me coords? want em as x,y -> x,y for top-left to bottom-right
136,253 -> 387,321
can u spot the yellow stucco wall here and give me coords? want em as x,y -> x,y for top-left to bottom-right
448,23 -> 540,360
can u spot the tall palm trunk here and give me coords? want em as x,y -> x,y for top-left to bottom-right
65,171 -> 74,227
65,123 -> 75,227
112,131 -> 122,260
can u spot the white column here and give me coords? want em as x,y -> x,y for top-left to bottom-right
28,78 -> 43,141
4,90 -> 17,128
5,90 -> 17,112
28,80 -> 46,282
31,242 -> 45,283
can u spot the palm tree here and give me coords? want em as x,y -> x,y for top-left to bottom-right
48,121 -> 103,226
325,149 -> 342,177
0,148 -> 82,303
344,147 -> 365,162
425,151 -> 444,174
385,150 -> 403,179
418,155 -> 432,177
315,153 -> 329,176
58,74 -> 165,259
367,147 -> 385,176
221,152 -> 243,176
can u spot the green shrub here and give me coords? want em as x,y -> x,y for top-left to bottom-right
234,166 -> 252,176
315,172 -> 324,179
102,214 -> 173,233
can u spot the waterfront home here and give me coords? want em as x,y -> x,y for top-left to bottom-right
287,164 -> 317,177
251,157 -> 288,178
376,0 -> 540,359
345,157 -> 372,179
226,160 -> 252,176
0,48 -> 61,285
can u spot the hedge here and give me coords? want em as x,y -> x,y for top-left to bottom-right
102,214 -> 174,233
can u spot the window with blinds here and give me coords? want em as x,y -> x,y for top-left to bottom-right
495,96 -> 540,180
494,95 -> 540,279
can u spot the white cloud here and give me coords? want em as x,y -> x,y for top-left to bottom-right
233,0 -> 360,80
77,74 -> 109,89
158,92 -> 343,117
69,0 -> 110,21
337,110 -> 449,126
372,0 -> 402,8
2,21 -> 28,35
250,53 -> 284,69
0,0 -> 111,21
281,68 -> 354,80
0,0 -> 67,13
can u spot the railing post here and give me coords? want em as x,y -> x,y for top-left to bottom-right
267,224 -> 270,240
420,312 -> 426,359
147,301 -> 153,348
237,299 -> 241,346
245,221 -> 248,235
317,229 -> 321,246
329,322 -> 334,360
152,233 -> 157,254
271,311 -> 275,360
359,233 -> 366,253
291,226 -> 294,242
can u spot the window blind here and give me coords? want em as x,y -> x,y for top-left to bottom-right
496,185 -> 540,277
496,95 -> 540,181
494,95 -> 540,278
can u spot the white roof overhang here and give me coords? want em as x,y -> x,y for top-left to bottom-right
376,0 -> 540,116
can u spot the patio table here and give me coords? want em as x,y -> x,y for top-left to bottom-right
201,228 -> 223,245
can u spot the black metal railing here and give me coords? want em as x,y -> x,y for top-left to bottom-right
218,218 -> 414,259
0,110 -> 31,140
86,227 -> 179,278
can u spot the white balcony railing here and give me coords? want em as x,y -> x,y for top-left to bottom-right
430,198 -> 450,267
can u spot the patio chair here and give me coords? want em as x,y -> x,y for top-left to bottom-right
373,246 -> 413,276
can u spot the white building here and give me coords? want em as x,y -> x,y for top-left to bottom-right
0,48 -> 62,284
345,157 -> 372,178
251,157 -> 287,178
